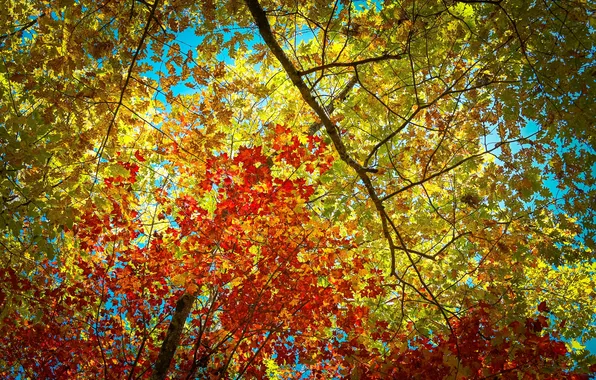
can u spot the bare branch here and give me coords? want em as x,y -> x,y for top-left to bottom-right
93,0 -> 160,189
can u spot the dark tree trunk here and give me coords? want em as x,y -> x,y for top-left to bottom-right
150,293 -> 195,380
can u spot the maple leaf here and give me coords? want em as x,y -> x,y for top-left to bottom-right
538,301 -> 550,313
134,150 -> 146,162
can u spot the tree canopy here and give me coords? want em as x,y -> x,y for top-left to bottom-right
1,0 -> 595,378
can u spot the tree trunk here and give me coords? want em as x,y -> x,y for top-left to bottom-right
150,293 -> 194,380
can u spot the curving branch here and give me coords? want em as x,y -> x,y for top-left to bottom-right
244,0 -> 411,275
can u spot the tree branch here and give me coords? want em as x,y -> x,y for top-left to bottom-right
93,0 -> 160,189
244,0 -> 420,272
0,14 -> 45,45
298,52 -> 405,76
381,134 -> 536,202
308,74 -> 357,135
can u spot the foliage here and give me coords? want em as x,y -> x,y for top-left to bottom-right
1,0 -> 595,378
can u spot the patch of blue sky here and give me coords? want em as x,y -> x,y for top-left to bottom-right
139,23 -> 263,107
477,96 -> 595,238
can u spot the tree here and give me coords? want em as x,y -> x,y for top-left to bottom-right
1,0 -> 595,378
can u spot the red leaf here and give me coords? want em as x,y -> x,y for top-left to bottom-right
134,150 -> 146,162
538,301 -> 550,313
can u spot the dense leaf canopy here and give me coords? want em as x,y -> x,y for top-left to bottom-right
1,0 -> 595,378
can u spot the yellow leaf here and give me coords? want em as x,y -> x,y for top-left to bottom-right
186,282 -> 199,294
570,340 -> 585,351
172,273 -> 188,287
